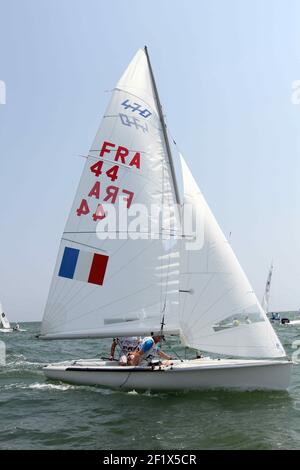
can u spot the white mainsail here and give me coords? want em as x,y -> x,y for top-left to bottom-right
41,49 -> 180,339
261,262 -> 273,313
179,156 -> 285,358
0,302 -> 10,329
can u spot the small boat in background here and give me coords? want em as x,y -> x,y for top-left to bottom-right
262,262 -> 273,315
280,315 -> 300,326
270,311 -> 281,322
263,266 -> 300,326
269,311 -> 300,327
0,302 -> 13,333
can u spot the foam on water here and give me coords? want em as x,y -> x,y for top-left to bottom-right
1,321 -> 300,450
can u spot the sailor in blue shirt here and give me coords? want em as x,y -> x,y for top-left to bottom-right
127,334 -> 172,366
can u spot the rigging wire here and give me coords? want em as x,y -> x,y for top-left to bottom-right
163,336 -> 184,362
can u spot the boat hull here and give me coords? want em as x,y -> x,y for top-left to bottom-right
43,358 -> 292,391
285,320 -> 300,326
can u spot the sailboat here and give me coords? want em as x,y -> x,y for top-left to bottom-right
263,264 -> 300,327
262,263 -> 281,322
40,47 -> 292,391
262,262 -> 273,315
0,302 -> 13,332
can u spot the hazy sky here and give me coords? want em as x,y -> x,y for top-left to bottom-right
0,0 -> 300,321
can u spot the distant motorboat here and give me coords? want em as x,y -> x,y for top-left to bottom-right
269,312 -> 300,327
280,316 -> 300,326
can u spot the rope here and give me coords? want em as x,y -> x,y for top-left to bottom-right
163,337 -> 184,362
119,370 -> 133,389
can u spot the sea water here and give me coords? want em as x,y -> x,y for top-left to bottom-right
0,321 -> 300,450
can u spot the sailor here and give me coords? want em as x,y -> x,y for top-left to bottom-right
127,334 -> 172,366
13,323 -> 20,331
109,337 -> 141,365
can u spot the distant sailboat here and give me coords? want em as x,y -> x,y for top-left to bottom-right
0,302 -> 12,332
262,263 -> 280,322
263,264 -> 300,327
40,47 -> 291,391
262,262 -> 273,314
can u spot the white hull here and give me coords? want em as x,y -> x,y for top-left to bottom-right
0,328 -> 26,333
43,358 -> 292,391
276,319 -> 300,326
285,320 -> 300,326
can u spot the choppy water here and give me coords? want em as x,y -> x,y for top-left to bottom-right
1,321 -> 300,450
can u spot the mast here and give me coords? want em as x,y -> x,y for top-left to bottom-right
144,46 -> 181,206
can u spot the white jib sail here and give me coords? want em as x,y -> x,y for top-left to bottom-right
179,155 -> 285,358
0,303 -> 10,329
41,49 -> 180,339
261,262 -> 273,313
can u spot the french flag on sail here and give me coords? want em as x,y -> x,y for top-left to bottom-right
58,247 -> 109,286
